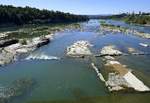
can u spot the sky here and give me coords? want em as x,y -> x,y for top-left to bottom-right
0,0 -> 150,15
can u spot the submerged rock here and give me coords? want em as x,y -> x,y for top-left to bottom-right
0,78 -> 35,103
66,41 -> 92,57
127,47 -> 136,53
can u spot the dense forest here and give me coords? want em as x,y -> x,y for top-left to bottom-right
0,5 -> 89,25
99,12 -> 150,25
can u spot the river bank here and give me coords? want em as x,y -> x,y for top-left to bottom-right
0,23 -> 81,66
100,23 -> 150,39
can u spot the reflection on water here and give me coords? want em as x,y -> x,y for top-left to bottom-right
0,19 -> 150,103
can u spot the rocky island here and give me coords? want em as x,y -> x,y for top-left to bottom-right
66,40 -> 92,57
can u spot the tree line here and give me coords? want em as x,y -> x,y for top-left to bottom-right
99,12 -> 150,25
0,5 -> 89,25
123,12 -> 150,24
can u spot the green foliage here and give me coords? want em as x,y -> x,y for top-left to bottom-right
124,15 -> 150,25
0,5 -> 89,25
103,12 -> 150,25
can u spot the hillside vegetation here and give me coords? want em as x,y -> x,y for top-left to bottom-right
0,5 -> 89,25
100,12 -> 150,25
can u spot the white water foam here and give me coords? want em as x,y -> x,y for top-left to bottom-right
25,53 -> 60,60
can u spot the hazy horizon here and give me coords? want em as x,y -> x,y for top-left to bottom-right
0,0 -> 150,15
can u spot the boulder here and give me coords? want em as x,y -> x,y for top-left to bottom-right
36,38 -> 50,48
0,50 -> 16,66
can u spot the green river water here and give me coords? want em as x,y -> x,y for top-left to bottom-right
0,20 -> 150,103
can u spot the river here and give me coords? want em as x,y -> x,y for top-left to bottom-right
0,19 -> 150,103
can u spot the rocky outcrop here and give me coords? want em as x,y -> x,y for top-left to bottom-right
104,58 -> 150,92
100,45 -> 122,56
0,32 -> 9,39
106,73 -> 132,92
0,34 -> 53,66
66,41 -> 92,57
36,38 -> 50,48
0,49 -> 16,66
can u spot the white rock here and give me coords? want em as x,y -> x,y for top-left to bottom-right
123,72 -> 150,92
4,43 -> 21,51
101,45 -> 122,56
139,43 -> 149,47
104,56 -> 115,60
16,48 -> 29,53
106,73 -> 131,91
45,34 -> 54,39
66,41 -> 92,57
105,60 -> 121,66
